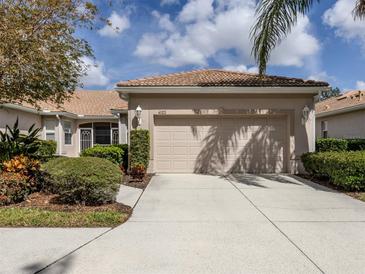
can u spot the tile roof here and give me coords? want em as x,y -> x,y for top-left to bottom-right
316,90 -> 365,115
117,69 -> 329,88
22,90 -> 127,116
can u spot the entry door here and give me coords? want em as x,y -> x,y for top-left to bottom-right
154,116 -> 287,174
80,129 -> 92,151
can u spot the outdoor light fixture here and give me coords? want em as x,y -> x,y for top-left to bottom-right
302,105 -> 310,125
135,105 -> 142,127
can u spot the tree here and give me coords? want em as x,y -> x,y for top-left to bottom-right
320,87 -> 341,101
251,0 -> 365,75
0,0 -> 99,106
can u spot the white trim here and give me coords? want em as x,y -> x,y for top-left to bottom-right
116,86 -> 327,95
316,104 -> 365,118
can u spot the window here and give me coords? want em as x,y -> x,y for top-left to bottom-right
64,121 -> 72,145
321,121 -> 328,138
79,122 -> 120,151
45,120 -> 56,141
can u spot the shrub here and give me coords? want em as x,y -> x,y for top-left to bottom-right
43,157 -> 122,205
0,118 -> 41,161
130,163 -> 146,180
80,145 -> 123,165
315,138 -> 348,152
301,151 -> 365,191
347,139 -> 365,151
0,172 -> 34,205
130,129 -> 150,168
112,144 -> 128,171
34,140 -> 57,160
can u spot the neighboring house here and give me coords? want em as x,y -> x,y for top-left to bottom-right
0,90 -> 128,156
116,69 -> 328,174
316,90 -> 365,139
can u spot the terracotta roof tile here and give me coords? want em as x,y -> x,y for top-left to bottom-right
117,69 -> 329,87
22,90 -> 127,116
316,90 -> 365,114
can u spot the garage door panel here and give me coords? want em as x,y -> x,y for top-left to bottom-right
154,116 -> 287,174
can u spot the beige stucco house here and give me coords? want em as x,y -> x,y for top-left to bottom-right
316,90 -> 365,139
116,69 -> 328,174
0,90 -> 128,156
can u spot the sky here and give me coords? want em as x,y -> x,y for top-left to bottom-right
78,0 -> 365,92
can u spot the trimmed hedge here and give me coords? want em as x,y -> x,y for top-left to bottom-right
316,138 -> 365,152
347,139 -> 365,151
301,151 -> 365,191
315,138 -> 348,152
80,145 -> 123,165
130,129 -> 150,168
43,157 -> 122,205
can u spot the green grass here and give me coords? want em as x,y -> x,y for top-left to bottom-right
0,207 -> 129,227
356,193 -> 365,202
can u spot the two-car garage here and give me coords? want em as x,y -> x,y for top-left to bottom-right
154,115 -> 288,174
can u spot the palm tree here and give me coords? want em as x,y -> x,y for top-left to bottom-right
251,0 -> 365,75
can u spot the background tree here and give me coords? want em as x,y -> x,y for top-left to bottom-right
320,87 -> 341,101
0,0 -> 99,106
251,0 -> 365,75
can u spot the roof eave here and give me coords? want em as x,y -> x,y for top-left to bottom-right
316,103 -> 365,118
115,86 -> 328,95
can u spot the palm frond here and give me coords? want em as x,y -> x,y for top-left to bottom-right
250,0 -> 317,75
354,0 -> 365,19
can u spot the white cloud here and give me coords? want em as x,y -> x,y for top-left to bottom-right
135,0 -> 320,69
356,80 -> 365,89
308,71 -> 330,82
161,0 -> 179,6
80,57 -> 109,87
98,12 -> 130,38
323,0 -> 365,50
178,0 -> 214,23
223,64 -> 258,73
152,11 -> 176,32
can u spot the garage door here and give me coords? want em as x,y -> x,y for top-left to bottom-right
154,116 -> 287,174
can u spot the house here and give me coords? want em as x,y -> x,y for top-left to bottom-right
116,69 -> 328,174
0,90 -> 128,156
316,90 -> 365,139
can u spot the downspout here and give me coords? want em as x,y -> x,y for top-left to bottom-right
56,115 -> 62,155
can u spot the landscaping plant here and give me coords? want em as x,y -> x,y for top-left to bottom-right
302,151 -> 365,191
0,119 -> 41,162
130,163 -> 146,180
0,172 -> 31,205
130,129 -> 150,168
81,145 -> 124,165
43,157 -> 122,205
315,138 -> 348,152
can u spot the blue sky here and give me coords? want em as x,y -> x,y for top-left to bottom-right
79,0 -> 365,92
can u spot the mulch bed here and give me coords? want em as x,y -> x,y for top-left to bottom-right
1,192 -> 132,215
122,174 -> 153,189
298,174 -> 365,202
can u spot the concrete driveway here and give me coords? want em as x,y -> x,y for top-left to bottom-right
3,174 -> 365,273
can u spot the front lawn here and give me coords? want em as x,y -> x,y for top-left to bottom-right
0,207 -> 129,227
0,192 -> 132,227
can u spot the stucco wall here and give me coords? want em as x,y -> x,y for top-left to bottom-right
316,109 -> 365,139
0,107 -> 42,134
128,93 -> 315,174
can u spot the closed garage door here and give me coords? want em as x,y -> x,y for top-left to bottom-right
154,116 -> 287,174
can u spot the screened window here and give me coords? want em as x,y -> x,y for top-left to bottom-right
64,121 -> 72,145
94,123 -> 111,145
45,120 -> 56,141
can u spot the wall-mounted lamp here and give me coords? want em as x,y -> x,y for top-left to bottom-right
135,105 -> 142,127
302,105 -> 310,125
